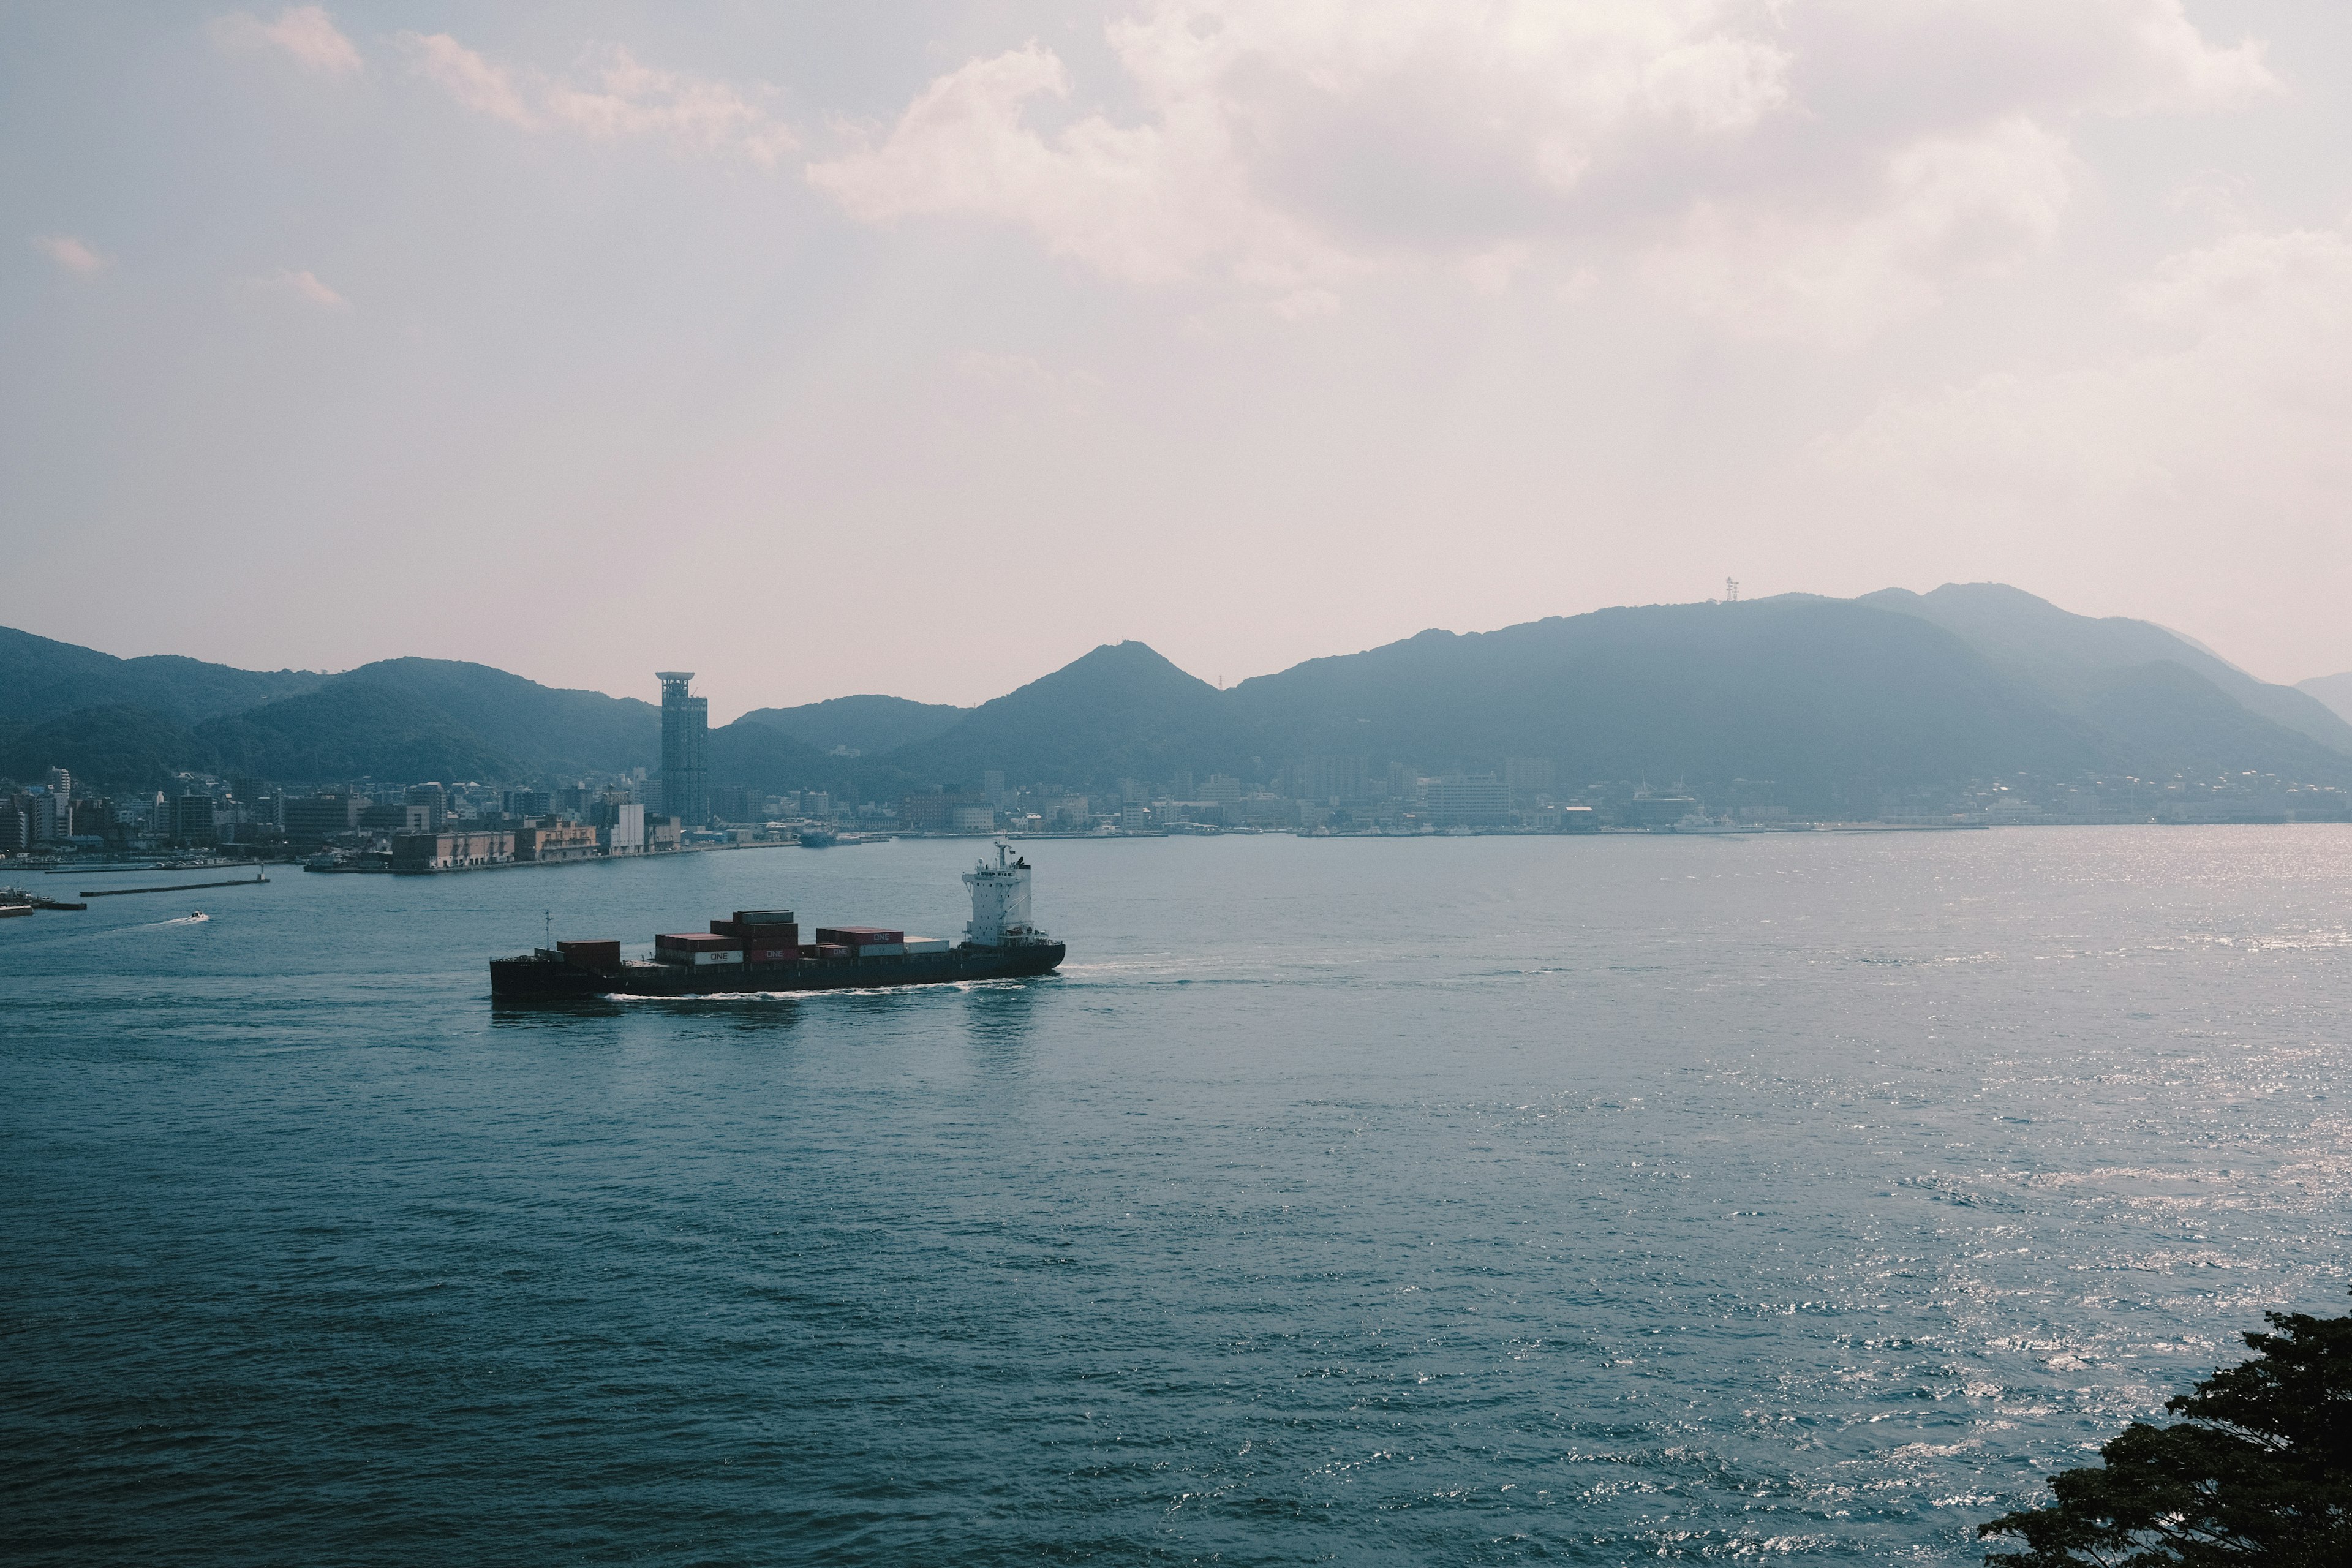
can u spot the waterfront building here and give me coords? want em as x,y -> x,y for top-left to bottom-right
899,791 -> 983,831
599,801 -> 647,856
390,829 -> 516,873
360,802 -> 434,833
503,788 -> 554,817
513,821 -> 600,862
657,672 -> 709,827
1422,775 -> 1514,826
1619,791 -> 1702,829
284,793 -> 363,842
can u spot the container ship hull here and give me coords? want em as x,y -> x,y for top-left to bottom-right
491,941 -> 1065,1000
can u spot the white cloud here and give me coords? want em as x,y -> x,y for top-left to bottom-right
254,267 -> 352,309
807,0 -> 2273,337
1807,224 -> 2352,646
34,233 -> 111,275
1651,116 -> 2076,344
401,33 -> 533,127
398,33 -> 796,164
211,6 -> 362,75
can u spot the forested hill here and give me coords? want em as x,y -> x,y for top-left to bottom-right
6,584 -> 2347,801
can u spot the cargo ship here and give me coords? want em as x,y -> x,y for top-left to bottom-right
489,841 -> 1065,1000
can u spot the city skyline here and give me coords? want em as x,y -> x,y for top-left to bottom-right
7,3 -> 2352,721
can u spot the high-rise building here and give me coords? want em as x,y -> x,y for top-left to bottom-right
169,794 -> 219,846
503,788 -> 554,818
1422,775 -> 1513,826
656,671 -> 709,827
31,789 -> 69,842
1295,755 -> 1369,802
284,793 -> 363,842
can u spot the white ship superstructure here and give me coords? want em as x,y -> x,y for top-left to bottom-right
963,840 -> 1051,948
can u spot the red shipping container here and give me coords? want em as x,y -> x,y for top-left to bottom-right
744,947 -> 796,963
811,943 -> 850,959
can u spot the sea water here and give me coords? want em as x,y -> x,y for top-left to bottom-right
5,828 -> 2349,1564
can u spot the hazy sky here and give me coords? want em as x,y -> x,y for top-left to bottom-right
5,2 -> 2349,720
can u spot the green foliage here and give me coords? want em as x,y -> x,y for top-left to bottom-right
326,659 -> 660,777
197,682 -> 524,784
0,625 -> 321,726
0,704 -> 220,790
734,694 -> 967,756
1982,1297 -> 2352,1565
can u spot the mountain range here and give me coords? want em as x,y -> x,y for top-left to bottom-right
4,586 -> 2349,810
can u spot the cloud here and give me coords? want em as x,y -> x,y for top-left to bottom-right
254,267 -> 352,309
807,0 -> 2273,336
1650,116 -> 2076,344
34,233 -> 111,275
398,33 -> 796,164
401,32 -> 533,127
1807,223 -> 2352,612
211,5 -> 362,75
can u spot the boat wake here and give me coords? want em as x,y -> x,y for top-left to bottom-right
149,911 -> 210,927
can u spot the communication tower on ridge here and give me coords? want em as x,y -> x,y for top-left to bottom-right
1725,578 -> 1740,603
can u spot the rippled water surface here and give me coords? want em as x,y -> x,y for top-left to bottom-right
6,828 -> 2350,1564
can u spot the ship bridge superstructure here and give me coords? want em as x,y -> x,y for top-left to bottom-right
963,840 -> 1049,948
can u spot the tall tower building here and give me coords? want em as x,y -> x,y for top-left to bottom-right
655,671 -> 709,827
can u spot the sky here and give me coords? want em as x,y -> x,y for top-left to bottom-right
4,1 -> 2349,721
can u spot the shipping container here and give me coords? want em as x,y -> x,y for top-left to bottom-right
687,949 -> 742,965
733,909 -> 794,926
854,943 -> 907,957
655,932 -> 741,951
815,926 -> 903,946
810,943 -> 850,960
557,940 -> 621,966
744,947 -> 796,963
715,920 -> 797,944
902,938 -> 951,955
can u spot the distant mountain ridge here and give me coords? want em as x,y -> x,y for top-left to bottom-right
1859,584 -> 2352,756
0,624 -> 322,727
2301,673 -> 2352,728
4,586 -> 2347,802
